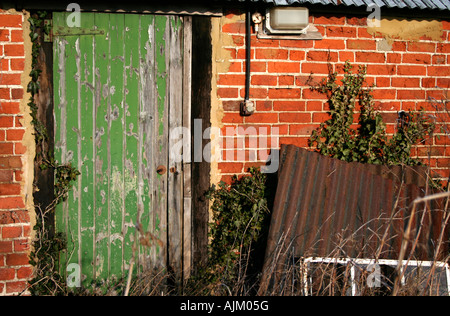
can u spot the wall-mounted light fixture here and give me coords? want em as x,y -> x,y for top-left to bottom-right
265,7 -> 309,34
253,7 -> 322,40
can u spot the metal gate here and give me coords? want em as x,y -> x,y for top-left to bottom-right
53,11 -> 192,287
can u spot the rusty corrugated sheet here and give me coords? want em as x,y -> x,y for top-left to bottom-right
261,145 -> 448,292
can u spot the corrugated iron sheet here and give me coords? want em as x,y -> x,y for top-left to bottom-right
261,144 -> 449,292
225,0 -> 450,10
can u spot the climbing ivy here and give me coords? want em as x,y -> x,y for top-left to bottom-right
186,168 -> 271,295
26,11 -> 80,296
309,61 -> 435,167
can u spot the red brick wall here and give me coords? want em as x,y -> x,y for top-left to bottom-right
216,10 -> 450,184
0,10 -> 33,296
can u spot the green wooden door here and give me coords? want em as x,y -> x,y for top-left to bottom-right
53,12 -> 191,288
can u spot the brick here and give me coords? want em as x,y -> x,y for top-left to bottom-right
314,39 -> 346,50
279,39 -> 313,48
436,43 -> 450,54
306,101 -> 323,111
0,268 -> 15,281
2,226 -> 22,239
355,51 -> 385,63
428,66 -> 450,77
302,88 -> 326,100
0,197 -> 25,209
339,51 -> 355,62
222,113 -> 243,124
327,26 -> 357,38
402,53 -> 431,65
347,16 -> 367,26
0,102 -> 20,114
16,266 -> 32,279
6,129 -> 25,141
422,78 -> 437,88
251,37 -> 280,48
0,117 -> 14,128
222,22 -> 245,34
5,253 -> 28,267
248,61 -> 267,72
0,170 -> 13,182
397,89 -> 426,100
391,77 -> 421,88
251,75 -> 278,86
3,44 -> 24,57
0,15 -> 23,28
9,30 -> 23,43
407,42 -> 435,53
0,29 -> 9,41
237,48 -> 254,60
255,100 -> 273,111
5,281 -> 28,294
10,58 -> 24,71
301,63 -> 330,75
289,124 -> 318,136
289,50 -> 306,61
347,39 -> 376,50
0,88 -> 10,99
307,51 -> 338,62
240,88 -> 268,99
0,241 -> 12,254
386,53 -> 402,64
245,112 -> 278,124
0,183 -> 20,195
312,112 -> 330,123
279,75 -> 295,85
273,100 -> 305,111
13,239 -> 29,252
268,61 -> 300,73
268,88 -> 301,99
217,87 -> 239,99
10,88 -> 23,99
255,48 -> 288,60
0,142 -> 14,155
0,73 -> 21,85
279,112 -> 311,123
218,162 -> 243,174
14,170 -> 22,181
437,78 -> 450,88
14,143 -> 26,155
218,74 -> 245,86
372,89 -> 396,100
397,65 -> 426,76
279,136 -> 310,148
375,77 -> 390,87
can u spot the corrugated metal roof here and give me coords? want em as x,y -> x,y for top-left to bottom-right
226,0 -> 450,10
260,145 -> 449,293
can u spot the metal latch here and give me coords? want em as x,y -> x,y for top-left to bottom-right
44,20 -> 105,42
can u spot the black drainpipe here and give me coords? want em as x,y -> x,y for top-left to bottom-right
240,6 -> 255,116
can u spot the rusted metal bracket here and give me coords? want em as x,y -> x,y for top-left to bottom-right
44,20 -> 105,42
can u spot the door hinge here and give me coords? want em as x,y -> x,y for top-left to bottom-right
44,19 -> 105,42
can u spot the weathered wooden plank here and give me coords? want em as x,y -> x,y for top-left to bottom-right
53,11 -> 67,276
137,14 -> 155,273
93,13 -> 111,283
108,13 -> 125,282
168,15 -> 184,281
123,13 -> 140,275
182,16 -> 193,281
79,12 -> 95,288
154,15 -> 169,273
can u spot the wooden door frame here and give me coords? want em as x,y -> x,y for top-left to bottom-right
35,11 -> 197,284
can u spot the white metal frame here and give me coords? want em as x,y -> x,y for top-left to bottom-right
302,257 -> 450,296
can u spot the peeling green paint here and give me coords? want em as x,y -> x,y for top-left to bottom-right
54,12 -> 185,288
